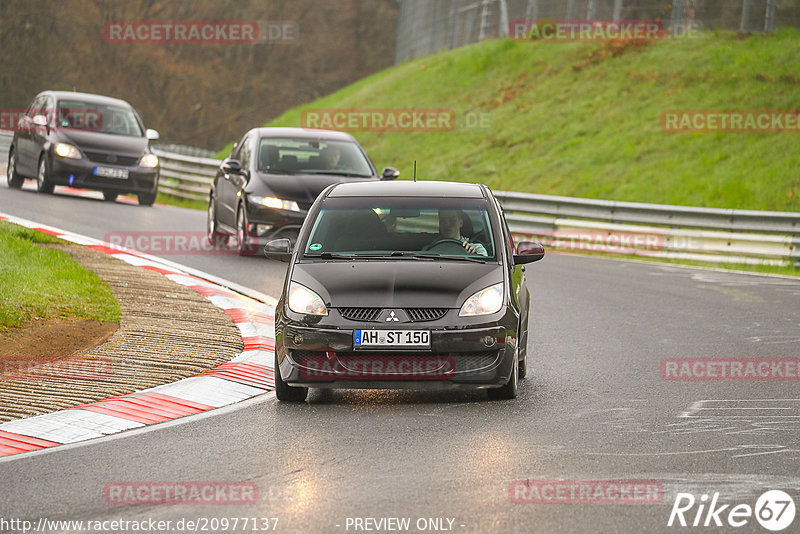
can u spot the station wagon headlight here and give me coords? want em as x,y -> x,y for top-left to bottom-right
54,143 -> 81,159
459,282 -> 503,316
139,154 -> 159,168
288,282 -> 328,316
251,196 -> 300,211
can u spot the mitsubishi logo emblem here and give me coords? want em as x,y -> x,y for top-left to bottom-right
386,311 -> 400,322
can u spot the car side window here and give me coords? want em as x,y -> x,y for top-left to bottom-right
239,136 -> 253,169
28,96 -> 45,118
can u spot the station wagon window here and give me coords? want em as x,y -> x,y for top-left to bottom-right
303,197 -> 496,260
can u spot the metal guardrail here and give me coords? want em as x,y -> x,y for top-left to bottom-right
152,148 -> 219,201
494,192 -> 800,268
2,129 -> 798,267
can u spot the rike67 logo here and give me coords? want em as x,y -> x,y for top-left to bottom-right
668,491 -> 796,531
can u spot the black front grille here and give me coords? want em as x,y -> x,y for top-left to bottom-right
338,307 -> 448,322
84,151 -> 140,167
339,308 -> 382,322
406,308 -> 447,322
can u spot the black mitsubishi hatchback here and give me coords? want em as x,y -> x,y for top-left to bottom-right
6,91 -> 160,205
265,180 -> 545,402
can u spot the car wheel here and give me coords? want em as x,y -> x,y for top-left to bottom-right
103,192 -> 118,202
487,348 -> 518,400
236,204 -> 255,256
138,190 -> 157,206
518,321 -> 528,380
36,156 -> 54,194
206,195 -> 224,247
274,351 -> 308,402
7,148 -> 24,189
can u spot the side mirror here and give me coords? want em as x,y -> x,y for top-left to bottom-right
32,114 -> 47,127
146,129 -> 160,140
513,241 -> 545,265
222,159 -> 244,175
381,167 -> 400,180
264,238 -> 293,262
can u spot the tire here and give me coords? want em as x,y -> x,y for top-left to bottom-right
274,352 -> 308,402
36,156 -> 54,194
138,190 -> 157,206
206,195 -> 224,247
7,148 -> 24,189
487,349 -> 518,400
236,204 -> 256,256
518,319 -> 529,380
103,192 -> 118,202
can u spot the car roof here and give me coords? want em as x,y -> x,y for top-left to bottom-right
41,91 -> 134,108
327,180 -> 487,198
253,127 -> 356,142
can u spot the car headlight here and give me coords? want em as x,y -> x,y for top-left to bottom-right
139,154 -> 159,168
459,282 -> 503,317
288,282 -> 328,316
250,195 -> 300,211
54,143 -> 81,159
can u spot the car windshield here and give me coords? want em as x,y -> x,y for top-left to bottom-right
257,138 -> 373,177
56,100 -> 144,137
303,197 -> 496,260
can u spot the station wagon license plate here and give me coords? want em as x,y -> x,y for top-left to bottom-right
354,330 -> 430,348
94,166 -> 129,179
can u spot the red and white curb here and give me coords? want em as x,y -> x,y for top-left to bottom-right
0,213 -> 276,458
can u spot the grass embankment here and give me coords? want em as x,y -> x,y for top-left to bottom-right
0,221 -> 121,330
220,29 -> 800,213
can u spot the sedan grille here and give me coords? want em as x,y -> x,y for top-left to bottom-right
84,151 -> 140,167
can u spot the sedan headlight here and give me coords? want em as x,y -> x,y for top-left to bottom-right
250,195 -> 300,211
288,282 -> 328,316
139,154 -> 159,168
54,143 -> 81,159
459,282 -> 503,317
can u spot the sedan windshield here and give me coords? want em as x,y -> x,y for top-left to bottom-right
57,100 -> 144,136
257,138 -> 373,177
303,197 -> 496,260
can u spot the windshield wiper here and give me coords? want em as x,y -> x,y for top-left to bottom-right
388,252 -> 489,263
304,252 -> 358,259
303,170 -> 373,178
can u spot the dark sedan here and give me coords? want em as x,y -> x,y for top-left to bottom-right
6,91 -> 160,205
265,180 -> 545,402
207,127 -> 399,255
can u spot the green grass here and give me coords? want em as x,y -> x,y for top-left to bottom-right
220,29 -> 800,213
155,192 -> 207,211
0,221 -> 121,330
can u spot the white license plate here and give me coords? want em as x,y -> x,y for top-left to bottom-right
354,330 -> 430,348
94,166 -> 129,179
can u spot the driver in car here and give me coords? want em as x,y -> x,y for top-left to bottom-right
436,209 -> 488,256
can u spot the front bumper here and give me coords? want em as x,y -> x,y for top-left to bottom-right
276,322 -> 517,390
49,156 -> 158,194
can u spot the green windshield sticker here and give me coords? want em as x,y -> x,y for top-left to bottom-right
309,243 -> 322,251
